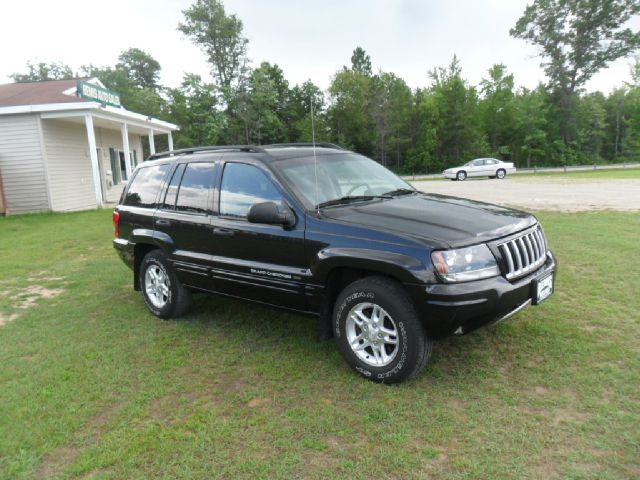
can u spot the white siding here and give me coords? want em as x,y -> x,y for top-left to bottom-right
42,119 -> 96,211
0,114 -> 49,214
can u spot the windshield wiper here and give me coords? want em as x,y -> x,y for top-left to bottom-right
382,188 -> 417,196
316,195 -> 391,209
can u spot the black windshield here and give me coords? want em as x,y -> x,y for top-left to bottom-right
272,153 -> 412,210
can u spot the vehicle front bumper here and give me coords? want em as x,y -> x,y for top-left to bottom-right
442,171 -> 457,179
407,251 -> 556,339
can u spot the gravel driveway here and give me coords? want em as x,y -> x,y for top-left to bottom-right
410,177 -> 640,212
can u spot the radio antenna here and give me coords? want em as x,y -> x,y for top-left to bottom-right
311,97 -> 320,215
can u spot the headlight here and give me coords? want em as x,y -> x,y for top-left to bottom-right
431,244 -> 500,282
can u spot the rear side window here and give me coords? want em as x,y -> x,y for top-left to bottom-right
162,163 -> 186,209
219,163 -> 282,219
174,163 -> 216,214
123,164 -> 171,207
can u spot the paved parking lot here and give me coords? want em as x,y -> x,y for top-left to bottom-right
411,177 -> 640,212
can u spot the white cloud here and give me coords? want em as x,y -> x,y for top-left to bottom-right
1,0 -> 638,93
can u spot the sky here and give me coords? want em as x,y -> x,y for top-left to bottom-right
2,0 -> 639,93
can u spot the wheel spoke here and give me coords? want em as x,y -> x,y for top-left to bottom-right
350,332 -> 365,347
345,301 -> 399,368
149,268 -> 159,282
379,345 -> 389,363
350,312 -> 364,327
383,335 -> 398,345
380,325 -> 395,335
371,345 -> 383,364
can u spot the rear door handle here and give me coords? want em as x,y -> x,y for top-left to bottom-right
213,227 -> 234,237
155,219 -> 171,227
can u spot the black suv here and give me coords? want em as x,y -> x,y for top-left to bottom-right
113,143 -> 556,383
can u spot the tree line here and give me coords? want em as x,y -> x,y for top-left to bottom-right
10,0 -> 640,173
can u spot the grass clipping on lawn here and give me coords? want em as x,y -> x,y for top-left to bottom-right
0,209 -> 638,479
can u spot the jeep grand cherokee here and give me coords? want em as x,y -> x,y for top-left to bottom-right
113,143 -> 556,383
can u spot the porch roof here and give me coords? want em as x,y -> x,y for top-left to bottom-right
0,78 -> 178,134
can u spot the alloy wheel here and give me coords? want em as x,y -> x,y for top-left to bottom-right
345,302 -> 399,367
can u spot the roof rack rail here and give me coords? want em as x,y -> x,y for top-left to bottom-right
148,145 -> 265,161
263,142 -> 344,150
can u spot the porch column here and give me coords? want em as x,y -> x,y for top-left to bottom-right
148,129 -> 156,155
168,132 -> 174,151
121,122 -> 133,179
84,114 -> 104,207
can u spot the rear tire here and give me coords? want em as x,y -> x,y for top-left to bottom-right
333,276 -> 432,383
140,250 -> 192,319
496,169 -> 506,179
456,171 -> 467,181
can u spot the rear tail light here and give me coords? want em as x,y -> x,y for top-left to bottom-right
113,211 -> 120,238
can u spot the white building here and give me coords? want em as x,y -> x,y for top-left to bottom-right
0,78 -> 178,215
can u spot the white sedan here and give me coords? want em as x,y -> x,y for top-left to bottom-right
443,158 -> 516,181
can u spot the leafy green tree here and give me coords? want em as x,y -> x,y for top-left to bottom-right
351,47 -> 372,76
116,48 -> 161,89
328,49 -> 376,156
429,56 -> 486,166
10,61 -> 74,82
405,89 -> 438,173
479,64 -> 517,156
511,0 -> 640,143
370,72 -> 413,168
285,80 -> 328,142
575,93 -> 607,160
168,73 -> 223,147
246,62 -> 288,144
178,0 -> 248,96
513,86 -> 550,167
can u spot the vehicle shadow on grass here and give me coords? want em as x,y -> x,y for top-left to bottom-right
177,291 -> 543,386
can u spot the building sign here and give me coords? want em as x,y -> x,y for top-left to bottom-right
77,81 -> 121,107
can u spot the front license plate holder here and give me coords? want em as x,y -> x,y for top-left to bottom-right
532,272 -> 554,305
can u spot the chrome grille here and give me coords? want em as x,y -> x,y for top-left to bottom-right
498,227 -> 547,280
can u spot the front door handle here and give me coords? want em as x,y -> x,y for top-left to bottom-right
213,227 -> 234,237
155,219 -> 171,227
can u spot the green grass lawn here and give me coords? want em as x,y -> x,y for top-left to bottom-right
1,210 -> 638,479
513,167 -> 640,180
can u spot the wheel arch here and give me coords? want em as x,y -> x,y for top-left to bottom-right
131,229 -> 174,291
314,250 -> 426,339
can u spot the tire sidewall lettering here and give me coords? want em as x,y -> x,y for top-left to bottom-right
335,291 -> 374,338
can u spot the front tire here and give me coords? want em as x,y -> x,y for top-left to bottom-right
456,171 -> 467,181
496,169 -> 506,179
333,277 -> 432,383
140,250 -> 192,319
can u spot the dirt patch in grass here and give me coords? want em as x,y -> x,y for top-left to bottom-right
35,400 -> 124,479
13,285 -> 65,309
0,277 -> 66,326
35,446 -> 79,480
0,312 -> 19,326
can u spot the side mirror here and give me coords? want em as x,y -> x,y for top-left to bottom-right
247,202 -> 295,227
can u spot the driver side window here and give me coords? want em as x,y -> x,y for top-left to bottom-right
219,163 -> 282,219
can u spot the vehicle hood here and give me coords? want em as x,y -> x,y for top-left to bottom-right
320,193 -> 536,248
